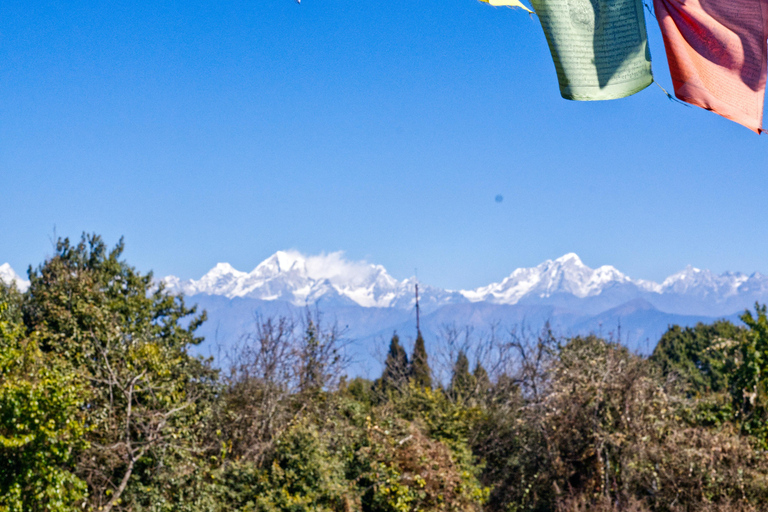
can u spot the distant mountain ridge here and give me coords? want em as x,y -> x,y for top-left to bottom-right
153,252 -> 767,365
161,250 -> 464,313
158,251 -> 768,318
3,253 -> 766,369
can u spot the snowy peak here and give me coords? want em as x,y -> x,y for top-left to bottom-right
162,252 -> 768,316
659,265 -> 757,298
0,263 -> 29,292
462,254 -> 631,304
162,262 -> 248,297
253,250 -> 306,277
163,251 -> 459,310
3,251 -> 766,319
554,252 -> 582,265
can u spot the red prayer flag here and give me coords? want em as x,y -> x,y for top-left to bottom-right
653,0 -> 768,133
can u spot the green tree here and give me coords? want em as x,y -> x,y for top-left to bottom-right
21,234 -> 215,511
0,301 -> 88,512
473,362 -> 490,397
474,334 -> 768,512
379,332 -> 408,393
732,304 -> 768,442
448,350 -> 475,401
297,310 -> 345,395
651,320 -> 741,395
409,331 -> 431,389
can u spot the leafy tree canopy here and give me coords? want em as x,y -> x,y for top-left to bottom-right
651,319 -> 742,395
0,301 -> 88,512
20,234 -> 215,511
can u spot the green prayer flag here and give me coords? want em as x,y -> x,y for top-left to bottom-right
530,0 -> 653,100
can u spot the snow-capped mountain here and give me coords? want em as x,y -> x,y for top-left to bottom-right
0,263 -> 29,292
460,255 -> 768,316
461,253 -> 642,304
163,251 -> 768,318
6,251 -> 766,315
658,266 -> 764,297
5,253 -> 768,368
650,266 -> 768,316
162,251 -> 464,312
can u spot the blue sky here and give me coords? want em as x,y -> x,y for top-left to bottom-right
1,0 -> 767,290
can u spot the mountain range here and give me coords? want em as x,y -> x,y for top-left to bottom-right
158,251 -> 768,316
158,252 -> 764,366
3,253 -> 766,375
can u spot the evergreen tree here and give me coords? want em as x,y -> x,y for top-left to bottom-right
474,362 -> 491,396
410,331 -> 431,389
380,332 -> 409,392
449,350 -> 475,400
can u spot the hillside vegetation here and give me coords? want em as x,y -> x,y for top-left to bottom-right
3,235 -> 768,512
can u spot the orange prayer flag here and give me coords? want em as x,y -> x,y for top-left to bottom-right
653,0 -> 768,133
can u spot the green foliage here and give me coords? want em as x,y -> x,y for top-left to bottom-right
409,332 -> 431,389
651,320 -> 742,395
474,335 -> 768,512
731,304 -> 768,443
342,377 -> 376,407
472,363 -> 490,396
379,333 -> 409,394
364,384 -> 488,512
0,285 -> 22,326
216,387 -> 487,512
0,303 -> 88,512
393,383 -> 480,450
651,307 -> 768,444
21,234 -> 215,511
8,233 -> 768,512
225,419 -> 351,512
448,351 -> 475,401
24,234 -> 206,364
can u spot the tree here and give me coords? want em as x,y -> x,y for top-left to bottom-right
219,310 -> 349,464
473,363 -> 490,397
220,315 -> 297,463
0,301 -> 88,512
651,320 -> 741,395
379,332 -> 409,393
21,234 -> 215,511
410,331 -> 431,389
297,309 -> 348,395
474,334 -> 768,512
731,303 -> 768,442
448,350 -> 475,401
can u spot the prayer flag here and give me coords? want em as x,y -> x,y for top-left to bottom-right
479,0 -> 533,13
530,0 -> 654,100
653,0 -> 768,133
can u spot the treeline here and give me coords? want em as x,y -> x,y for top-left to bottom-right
3,235 -> 768,511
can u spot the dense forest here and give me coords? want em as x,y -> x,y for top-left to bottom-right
3,235 -> 768,512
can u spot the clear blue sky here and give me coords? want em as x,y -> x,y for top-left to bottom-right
1,0 -> 766,289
